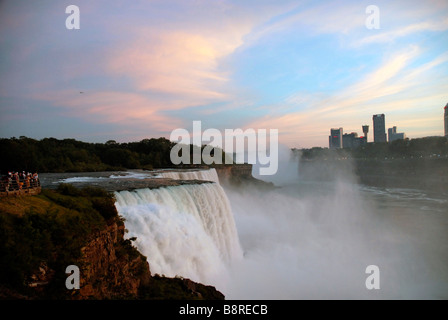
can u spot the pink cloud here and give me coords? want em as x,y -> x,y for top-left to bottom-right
31,90 -> 183,132
106,29 -> 241,106
103,2 -> 297,112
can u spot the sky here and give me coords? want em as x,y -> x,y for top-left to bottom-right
0,0 -> 447,148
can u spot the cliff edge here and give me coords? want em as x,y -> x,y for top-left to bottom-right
0,185 -> 224,300
214,164 -> 275,190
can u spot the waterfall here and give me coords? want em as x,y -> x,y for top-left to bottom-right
158,168 -> 221,184
114,169 -> 242,288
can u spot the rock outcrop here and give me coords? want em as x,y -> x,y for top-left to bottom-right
74,219 -> 150,299
57,216 -> 224,300
214,164 -> 275,190
0,187 -> 225,300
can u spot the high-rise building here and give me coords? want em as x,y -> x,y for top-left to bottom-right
329,128 -> 343,149
388,127 -> 395,142
388,126 -> 406,142
444,103 -> 448,137
362,125 -> 369,142
373,114 -> 386,143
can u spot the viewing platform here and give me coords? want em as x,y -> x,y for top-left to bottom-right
0,175 -> 41,197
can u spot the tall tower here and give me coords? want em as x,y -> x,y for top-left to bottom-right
362,125 -> 369,142
445,103 -> 448,137
373,114 -> 386,143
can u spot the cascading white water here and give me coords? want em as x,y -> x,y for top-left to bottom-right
158,169 -> 221,184
114,169 -> 242,289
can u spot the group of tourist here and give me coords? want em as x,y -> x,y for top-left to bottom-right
0,171 -> 40,192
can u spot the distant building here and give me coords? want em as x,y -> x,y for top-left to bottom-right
343,132 -> 358,149
355,136 -> 367,148
329,128 -> 343,149
388,127 -> 395,141
362,125 -> 369,142
343,132 -> 367,149
445,103 -> 448,137
373,114 -> 386,143
388,126 -> 406,142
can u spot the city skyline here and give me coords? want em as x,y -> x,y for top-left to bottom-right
327,112 -> 411,149
1,0 -> 447,148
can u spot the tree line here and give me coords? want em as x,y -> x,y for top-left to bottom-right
0,136 -> 231,174
0,136 -> 176,173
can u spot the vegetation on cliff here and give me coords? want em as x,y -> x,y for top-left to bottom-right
0,185 -> 111,298
0,185 -> 224,300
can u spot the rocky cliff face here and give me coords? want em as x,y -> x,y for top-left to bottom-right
75,219 -> 150,299
16,216 -> 224,300
0,187 -> 225,300
69,217 -> 224,300
354,158 -> 448,191
299,157 -> 448,192
214,164 -> 252,181
215,164 -> 274,190
11,217 -> 151,300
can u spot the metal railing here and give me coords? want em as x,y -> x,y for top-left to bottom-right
0,177 -> 41,192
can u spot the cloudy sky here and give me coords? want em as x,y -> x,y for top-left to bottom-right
0,0 -> 447,148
